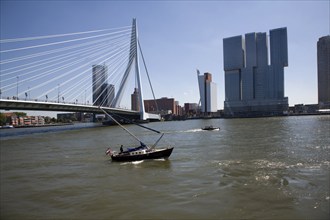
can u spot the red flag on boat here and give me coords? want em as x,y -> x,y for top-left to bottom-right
105,148 -> 112,156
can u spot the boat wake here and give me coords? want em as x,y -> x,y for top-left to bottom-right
153,158 -> 166,161
120,160 -> 145,165
184,128 -> 203,133
119,158 -> 168,165
165,129 -> 202,134
132,160 -> 144,165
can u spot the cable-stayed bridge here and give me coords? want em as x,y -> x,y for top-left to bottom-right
0,19 -> 160,120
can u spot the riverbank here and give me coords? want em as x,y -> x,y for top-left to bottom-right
12,123 -> 74,129
0,123 -> 74,129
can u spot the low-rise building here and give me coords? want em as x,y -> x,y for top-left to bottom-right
144,97 -> 176,115
10,114 -> 45,126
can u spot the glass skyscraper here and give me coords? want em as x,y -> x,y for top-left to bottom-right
223,27 -> 289,117
92,65 -> 114,107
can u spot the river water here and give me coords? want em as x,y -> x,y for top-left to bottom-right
1,116 -> 329,219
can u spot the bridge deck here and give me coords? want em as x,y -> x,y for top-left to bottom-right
0,99 -> 161,120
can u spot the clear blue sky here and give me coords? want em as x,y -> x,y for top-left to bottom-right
1,0 -> 329,116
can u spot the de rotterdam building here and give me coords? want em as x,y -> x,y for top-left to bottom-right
223,27 -> 289,117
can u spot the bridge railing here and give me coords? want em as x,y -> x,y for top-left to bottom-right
1,96 -> 92,105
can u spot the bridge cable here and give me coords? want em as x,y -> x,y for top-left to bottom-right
138,40 -> 159,112
0,26 -> 130,43
1,27 -> 131,102
1,28 -> 131,53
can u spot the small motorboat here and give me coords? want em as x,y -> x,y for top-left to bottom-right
201,125 -> 220,131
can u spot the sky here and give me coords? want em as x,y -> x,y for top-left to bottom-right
0,0 -> 329,117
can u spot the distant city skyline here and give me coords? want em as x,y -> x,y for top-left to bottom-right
0,1 -> 329,117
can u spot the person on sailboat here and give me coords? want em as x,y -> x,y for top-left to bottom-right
140,142 -> 147,148
120,145 -> 123,153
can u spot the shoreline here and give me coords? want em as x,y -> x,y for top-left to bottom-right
1,113 -> 329,129
0,123 -> 74,129
13,123 -> 74,129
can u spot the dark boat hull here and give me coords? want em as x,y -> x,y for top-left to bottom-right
111,147 -> 174,162
202,127 -> 220,131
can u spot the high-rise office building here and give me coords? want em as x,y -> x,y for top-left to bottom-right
317,36 -> 330,108
92,65 -> 112,107
197,71 -> 218,114
223,27 -> 288,117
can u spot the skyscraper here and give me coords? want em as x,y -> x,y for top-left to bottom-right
197,70 -> 218,115
92,65 -> 111,107
223,27 -> 288,117
317,36 -> 330,109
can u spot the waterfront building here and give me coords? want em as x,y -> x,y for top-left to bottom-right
223,27 -> 289,117
293,104 -> 319,115
11,115 -> 44,126
184,103 -> 199,116
175,101 -> 183,116
144,97 -> 178,115
317,36 -> 330,109
57,113 -> 83,122
92,65 -> 111,107
197,71 -> 218,115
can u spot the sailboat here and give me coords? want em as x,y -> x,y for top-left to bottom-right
102,108 -> 174,162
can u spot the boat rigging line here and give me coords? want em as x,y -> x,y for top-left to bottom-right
99,107 -> 145,145
107,112 -> 161,134
99,107 -> 165,149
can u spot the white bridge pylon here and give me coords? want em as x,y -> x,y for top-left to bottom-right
113,19 -> 159,121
